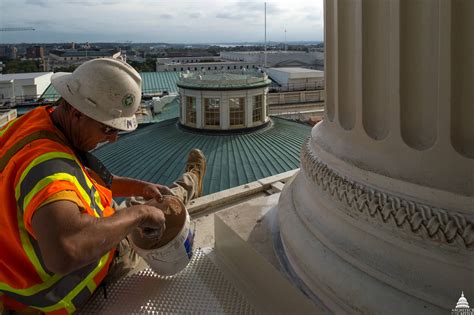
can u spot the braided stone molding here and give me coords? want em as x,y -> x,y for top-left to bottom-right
300,137 -> 474,249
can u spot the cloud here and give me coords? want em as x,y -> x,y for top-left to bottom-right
215,1 -> 281,20
63,0 -> 108,6
216,13 -> 246,20
188,13 -> 201,19
158,13 -> 174,19
266,4 -> 283,15
305,14 -> 321,21
235,1 -> 282,15
63,0 -> 82,4
101,0 -> 120,4
24,0 -> 50,7
26,19 -> 52,27
235,1 -> 262,11
2,0 -> 324,43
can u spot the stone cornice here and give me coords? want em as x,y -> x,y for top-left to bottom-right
300,138 -> 474,249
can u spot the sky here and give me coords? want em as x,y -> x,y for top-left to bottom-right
0,0 -> 324,44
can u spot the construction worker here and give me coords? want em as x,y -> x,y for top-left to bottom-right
0,58 -> 206,314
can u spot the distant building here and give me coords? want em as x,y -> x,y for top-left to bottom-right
26,46 -> 45,59
156,56 -> 259,72
220,51 -> 324,69
47,49 -> 122,71
165,50 -> 215,58
10,46 -> 17,59
49,48 -> 121,62
0,46 -> 18,59
0,72 -> 53,106
158,56 -> 221,64
266,67 -> 324,91
265,67 -> 325,122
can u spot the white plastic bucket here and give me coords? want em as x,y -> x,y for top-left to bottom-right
132,209 -> 194,276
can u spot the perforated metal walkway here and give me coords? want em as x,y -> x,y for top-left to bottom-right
79,249 -> 258,314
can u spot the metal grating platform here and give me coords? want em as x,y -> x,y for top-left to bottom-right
79,249 -> 258,314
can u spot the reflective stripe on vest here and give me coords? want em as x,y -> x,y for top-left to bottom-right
15,152 -> 105,218
0,253 -> 110,314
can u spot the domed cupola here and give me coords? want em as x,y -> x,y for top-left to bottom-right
176,70 -> 271,132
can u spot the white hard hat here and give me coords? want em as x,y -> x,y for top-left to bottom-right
51,58 -> 142,131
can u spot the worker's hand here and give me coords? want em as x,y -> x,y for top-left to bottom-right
141,183 -> 173,202
138,205 -> 166,240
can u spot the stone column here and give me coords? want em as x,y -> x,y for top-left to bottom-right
245,91 -> 252,128
221,93 -> 229,130
263,87 -> 269,122
179,90 -> 185,125
277,1 -> 474,314
196,92 -> 202,129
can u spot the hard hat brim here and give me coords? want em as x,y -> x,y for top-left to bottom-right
51,72 -> 138,132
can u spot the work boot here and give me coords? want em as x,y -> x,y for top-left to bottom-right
185,149 -> 206,197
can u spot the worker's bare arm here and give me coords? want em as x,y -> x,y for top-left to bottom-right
31,200 -> 165,275
111,175 -> 172,200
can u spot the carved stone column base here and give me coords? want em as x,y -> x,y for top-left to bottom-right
277,136 -> 473,314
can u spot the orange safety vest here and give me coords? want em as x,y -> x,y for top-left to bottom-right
0,106 -> 115,314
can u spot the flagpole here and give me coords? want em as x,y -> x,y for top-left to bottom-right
264,2 -> 267,68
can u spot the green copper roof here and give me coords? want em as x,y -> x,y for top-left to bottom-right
177,70 -> 271,90
41,84 -> 60,100
40,71 -> 181,100
93,117 -> 311,195
140,72 -> 180,94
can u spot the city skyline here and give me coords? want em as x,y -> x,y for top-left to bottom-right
0,0 -> 324,44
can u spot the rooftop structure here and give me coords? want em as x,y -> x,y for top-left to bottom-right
0,72 -> 53,106
266,67 -> 324,92
47,49 -> 122,71
137,94 -> 180,125
94,117 -> 310,196
157,56 -> 223,64
0,72 -> 52,80
220,50 -> 324,69
157,61 -> 260,72
49,49 -> 121,59
140,71 -> 180,95
177,70 -> 271,131
266,67 -> 324,85
177,70 -> 270,90
156,56 -> 260,72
